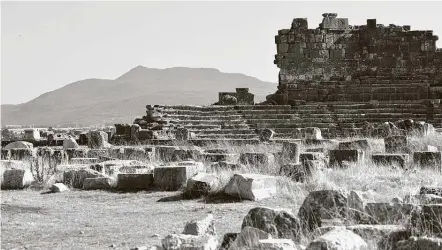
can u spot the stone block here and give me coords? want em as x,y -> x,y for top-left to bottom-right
117,173 -> 154,191
155,146 -> 179,162
172,148 -> 203,162
1,149 -> 10,160
404,194 -> 442,205
339,139 -> 370,151
4,141 -> 33,150
228,226 -> 272,249
259,129 -> 275,142
384,136 -> 410,153
363,203 -> 417,224
50,183 -> 69,193
395,237 -> 442,250
154,164 -> 204,191
186,172 -> 219,197
413,204 -> 442,234
9,148 -> 34,161
372,154 -> 408,168
224,174 -> 278,201
70,158 -> 99,165
63,168 -> 104,189
88,131 -> 109,149
301,127 -> 322,139
413,151 -> 442,170
306,228 -> 367,250
239,153 -> 274,166
183,214 -> 216,236
219,233 -> 238,250
329,149 -> 364,167
419,186 -> 442,196
83,177 -> 112,190
63,137 -> 79,149
281,142 -> 300,163
257,239 -> 298,250
242,207 -> 301,243
1,168 -> 34,189
161,234 -> 218,250
299,152 -> 324,164
279,163 -> 313,182
203,153 -> 239,163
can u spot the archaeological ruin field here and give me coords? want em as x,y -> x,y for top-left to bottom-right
2,13 -> 442,250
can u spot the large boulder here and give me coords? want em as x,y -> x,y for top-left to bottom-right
224,174 -> 278,201
4,141 -> 33,150
63,136 -> 79,149
242,207 -> 301,243
186,172 -> 219,197
306,228 -> 368,250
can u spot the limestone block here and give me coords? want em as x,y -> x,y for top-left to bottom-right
154,164 -> 204,191
339,139 -> 370,151
419,186 -> 442,196
364,203 -> 417,224
9,148 -> 34,161
228,226 -> 272,250
63,167 -> 104,189
242,207 -> 301,243
396,237 -> 442,250
301,127 -> 322,140
63,136 -> 79,149
88,131 -> 109,149
219,233 -> 238,250
281,142 -> 300,163
404,194 -> 442,205
413,151 -> 442,170
257,239 -> 299,250
299,152 -> 325,164
70,158 -> 99,165
259,128 -> 275,142
372,154 -> 408,168
50,183 -> 69,193
412,204 -> 442,235
239,153 -> 274,166
306,228 -> 367,250
183,214 -> 216,236
155,146 -> 179,162
117,173 -> 154,191
83,177 -> 112,190
298,190 -> 350,232
224,174 -> 278,201
186,172 -> 219,197
384,136 -> 410,154
161,234 -> 218,250
1,168 -> 34,189
329,149 -> 364,167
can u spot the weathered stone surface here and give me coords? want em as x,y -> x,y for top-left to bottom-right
155,146 -> 179,162
257,239 -> 299,250
186,172 -> 219,197
161,234 -> 218,250
339,139 -> 370,151
1,168 -> 34,189
70,158 -> 99,164
412,204 -> 442,235
154,163 -> 204,191
306,228 -> 368,250
329,149 -> 364,167
242,207 -> 301,243
279,163 -> 314,182
117,173 -> 154,191
302,127 -> 322,140
83,177 -> 112,190
63,136 -> 79,149
298,190 -> 350,232
299,152 -> 324,164
404,194 -> 442,205
88,131 -> 109,149
413,151 -> 442,170
224,174 -> 278,201
396,236 -> 442,250
228,226 -> 272,250
239,152 -> 274,166
385,136 -> 409,154
183,214 -> 216,236
175,128 -> 190,141
172,148 -> 203,162
259,128 -> 275,142
219,233 -> 238,250
4,141 -> 33,150
372,154 -> 408,168
364,203 -> 418,224
50,183 -> 69,193
62,167 -> 104,189
420,186 -> 442,196
377,229 -> 412,250
281,142 -> 300,163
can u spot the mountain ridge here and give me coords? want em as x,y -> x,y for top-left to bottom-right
1,66 -> 276,126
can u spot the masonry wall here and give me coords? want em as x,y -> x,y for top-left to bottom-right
274,14 -> 442,102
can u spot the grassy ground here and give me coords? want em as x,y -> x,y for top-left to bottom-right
1,190 -> 298,250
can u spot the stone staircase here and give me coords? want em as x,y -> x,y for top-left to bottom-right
154,100 -> 442,139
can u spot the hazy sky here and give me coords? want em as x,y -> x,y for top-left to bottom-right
2,1 -> 442,105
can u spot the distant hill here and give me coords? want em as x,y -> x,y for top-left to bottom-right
1,66 -> 276,126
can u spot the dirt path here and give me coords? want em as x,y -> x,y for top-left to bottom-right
1,190 -> 298,250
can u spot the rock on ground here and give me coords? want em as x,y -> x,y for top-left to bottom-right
50,183 -> 69,193
224,174 -> 278,201
186,172 -> 219,197
396,236 -> 442,250
1,168 -> 34,189
228,226 -> 272,250
83,177 -> 112,190
182,214 -> 216,236
242,207 -> 301,243
161,234 -> 218,250
306,228 -> 368,250
63,136 -> 79,149
4,141 -> 33,150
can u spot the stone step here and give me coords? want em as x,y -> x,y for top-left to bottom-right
196,134 -> 258,139
255,122 -> 339,129
184,124 -> 221,130
192,129 -> 257,135
296,103 -> 425,110
243,114 -> 299,119
157,105 -> 292,111
163,114 -> 243,120
160,110 -> 240,116
171,119 -> 247,125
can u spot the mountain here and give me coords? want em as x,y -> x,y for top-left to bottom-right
1,66 -> 277,126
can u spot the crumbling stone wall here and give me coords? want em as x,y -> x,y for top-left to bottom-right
272,13 -> 442,103
217,88 -> 254,105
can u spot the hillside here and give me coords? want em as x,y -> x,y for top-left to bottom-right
1,66 -> 276,126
